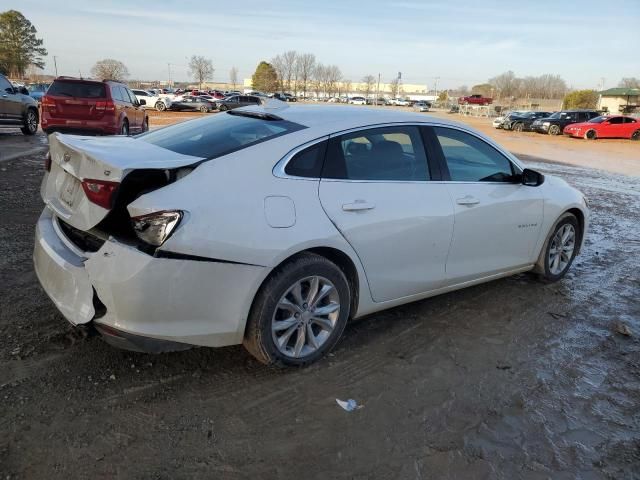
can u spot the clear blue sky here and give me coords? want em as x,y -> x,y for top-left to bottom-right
7,0 -> 640,89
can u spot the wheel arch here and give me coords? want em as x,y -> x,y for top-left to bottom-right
245,246 -> 361,337
566,207 -> 585,254
533,207 -> 586,273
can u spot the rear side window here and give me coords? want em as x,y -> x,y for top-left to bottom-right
48,81 -> 106,98
434,127 -> 515,182
608,117 -> 624,124
284,141 -> 327,178
138,112 -> 306,159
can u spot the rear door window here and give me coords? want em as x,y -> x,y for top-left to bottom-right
323,126 -> 429,181
285,141 -> 327,178
608,117 -> 624,124
48,81 -> 106,98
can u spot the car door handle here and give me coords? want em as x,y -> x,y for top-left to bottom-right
456,196 -> 480,206
342,201 -> 375,211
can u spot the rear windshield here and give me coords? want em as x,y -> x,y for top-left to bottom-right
138,111 -> 306,159
48,81 -> 106,98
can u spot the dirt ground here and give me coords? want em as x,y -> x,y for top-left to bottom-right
1,125 -> 640,479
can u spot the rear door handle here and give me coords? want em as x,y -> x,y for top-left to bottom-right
342,201 -> 375,211
456,196 -> 480,206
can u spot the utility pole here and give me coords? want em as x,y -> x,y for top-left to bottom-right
53,56 -> 58,77
434,76 -> 440,99
168,63 -> 172,87
376,73 -> 380,106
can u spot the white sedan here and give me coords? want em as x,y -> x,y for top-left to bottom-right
131,89 -> 172,111
34,105 -> 588,366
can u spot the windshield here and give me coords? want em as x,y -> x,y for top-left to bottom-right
548,112 -> 562,119
588,116 -> 608,123
138,111 -> 306,159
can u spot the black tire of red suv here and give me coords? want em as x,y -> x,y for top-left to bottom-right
21,108 -> 39,135
120,120 -> 129,136
142,117 -> 149,132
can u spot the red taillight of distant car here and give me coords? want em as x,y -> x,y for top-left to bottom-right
95,100 -> 115,112
41,95 -> 56,111
81,179 -> 119,209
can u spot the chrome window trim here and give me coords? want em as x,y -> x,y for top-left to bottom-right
272,121 -> 524,182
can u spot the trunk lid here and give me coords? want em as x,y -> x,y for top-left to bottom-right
42,133 -> 204,231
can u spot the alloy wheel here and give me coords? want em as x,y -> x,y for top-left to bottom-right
271,276 -> 340,359
548,224 -> 576,275
26,111 -> 38,133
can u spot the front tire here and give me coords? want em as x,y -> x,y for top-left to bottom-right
142,117 -> 149,132
155,101 -> 166,111
199,105 -> 208,113
548,125 -> 561,135
120,119 -> 129,136
219,104 -> 228,111
631,130 -> 640,141
538,213 -> 579,283
513,122 -> 524,132
243,253 -> 351,367
21,108 -> 39,135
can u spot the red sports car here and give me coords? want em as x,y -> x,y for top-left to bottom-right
563,115 -> 640,140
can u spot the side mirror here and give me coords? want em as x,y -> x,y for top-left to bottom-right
522,168 -> 545,187
138,99 -> 146,106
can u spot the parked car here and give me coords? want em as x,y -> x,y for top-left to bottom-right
532,110 -> 600,135
563,115 -> 640,140
458,94 -> 493,105
413,101 -> 431,112
131,89 -> 172,111
349,96 -> 367,105
272,93 -> 297,102
492,111 -> 526,129
389,98 -> 410,106
503,111 -> 553,132
41,77 -> 148,135
216,95 -> 261,111
34,106 -> 588,367
0,73 -> 40,135
26,83 -> 50,105
169,96 -> 214,113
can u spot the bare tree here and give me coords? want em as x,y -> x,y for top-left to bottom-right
312,63 -> 326,98
274,50 -> 297,93
229,66 -> 238,90
389,77 -> 400,98
489,71 -> 519,99
295,53 -> 316,97
362,74 -> 376,98
618,77 -> 640,89
326,65 -> 342,97
91,59 -> 129,81
188,55 -> 214,90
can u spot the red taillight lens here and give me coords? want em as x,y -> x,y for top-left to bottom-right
95,100 -> 115,112
41,95 -> 56,110
44,151 -> 51,172
81,179 -> 119,209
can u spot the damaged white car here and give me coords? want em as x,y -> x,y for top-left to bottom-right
34,105 -> 589,366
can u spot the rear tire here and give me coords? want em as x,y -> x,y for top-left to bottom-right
536,213 -> 579,283
513,122 -> 524,132
548,125 -> 561,135
632,130 -> 640,141
21,108 -> 38,135
120,120 -> 129,136
243,253 -> 351,367
584,129 -> 597,140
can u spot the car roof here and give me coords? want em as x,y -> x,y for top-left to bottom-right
238,104 -> 467,134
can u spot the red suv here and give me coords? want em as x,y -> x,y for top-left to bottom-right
41,77 -> 149,135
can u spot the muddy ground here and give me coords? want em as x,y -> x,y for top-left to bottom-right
1,147 -> 639,479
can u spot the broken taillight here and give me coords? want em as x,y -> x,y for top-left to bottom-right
131,211 -> 183,247
81,179 -> 119,209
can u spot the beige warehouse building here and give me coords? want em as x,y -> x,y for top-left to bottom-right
598,88 -> 639,115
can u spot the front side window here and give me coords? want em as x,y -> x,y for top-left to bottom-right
324,126 -> 429,181
0,75 -> 13,93
138,112 -> 305,159
433,127 -> 516,183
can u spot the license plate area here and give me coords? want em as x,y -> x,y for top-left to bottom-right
60,173 -> 81,208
